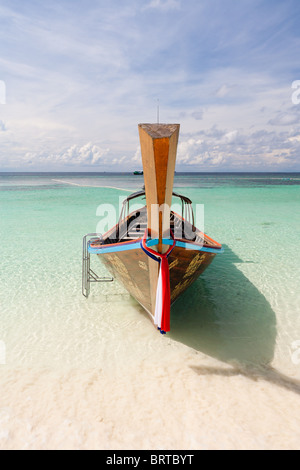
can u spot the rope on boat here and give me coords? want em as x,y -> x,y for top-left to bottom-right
140,230 -> 176,334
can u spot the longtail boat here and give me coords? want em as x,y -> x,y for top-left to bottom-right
83,124 -> 223,334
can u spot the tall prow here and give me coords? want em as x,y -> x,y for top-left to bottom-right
138,123 -> 180,253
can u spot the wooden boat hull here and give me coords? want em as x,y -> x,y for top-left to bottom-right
94,240 -> 217,320
83,123 -> 223,331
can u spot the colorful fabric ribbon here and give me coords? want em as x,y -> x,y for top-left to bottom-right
141,230 -> 176,333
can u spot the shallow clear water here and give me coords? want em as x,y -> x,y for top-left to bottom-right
0,172 -> 299,377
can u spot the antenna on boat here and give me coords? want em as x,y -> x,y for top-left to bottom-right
157,99 -> 159,124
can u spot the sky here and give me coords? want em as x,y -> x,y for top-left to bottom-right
0,0 -> 300,171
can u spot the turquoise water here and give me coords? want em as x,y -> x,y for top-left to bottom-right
0,172 -> 300,376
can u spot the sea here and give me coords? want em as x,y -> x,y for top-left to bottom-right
0,172 -> 300,450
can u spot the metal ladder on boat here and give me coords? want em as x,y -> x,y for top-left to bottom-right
82,233 -> 114,298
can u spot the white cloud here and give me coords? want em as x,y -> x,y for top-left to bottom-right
177,125 -> 300,170
144,0 -> 180,11
191,110 -> 203,120
60,143 -> 110,165
0,79 -> 6,104
215,84 -> 233,98
269,111 -> 300,126
223,130 -> 238,143
177,136 -> 227,167
21,143 -> 110,168
178,138 -> 204,164
132,146 -> 141,162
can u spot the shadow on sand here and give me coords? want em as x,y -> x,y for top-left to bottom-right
170,244 -> 300,395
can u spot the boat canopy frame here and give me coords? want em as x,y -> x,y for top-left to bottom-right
118,190 -> 195,228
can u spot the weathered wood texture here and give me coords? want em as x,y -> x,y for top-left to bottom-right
98,246 -> 215,320
138,124 -> 179,254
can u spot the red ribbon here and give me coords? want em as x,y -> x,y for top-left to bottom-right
141,230 -> 175,332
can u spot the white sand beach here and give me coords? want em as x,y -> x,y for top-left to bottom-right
1,301 -> 300,451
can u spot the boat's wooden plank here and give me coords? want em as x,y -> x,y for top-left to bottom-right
99,248 -> 153,314
138,124 -> 179,139
138,123 -> 180,254
168,247 -> 215,302
98,245 -> 216,317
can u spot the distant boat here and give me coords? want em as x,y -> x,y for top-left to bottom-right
83,124 -> 223,334
133,170 -> 143,175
